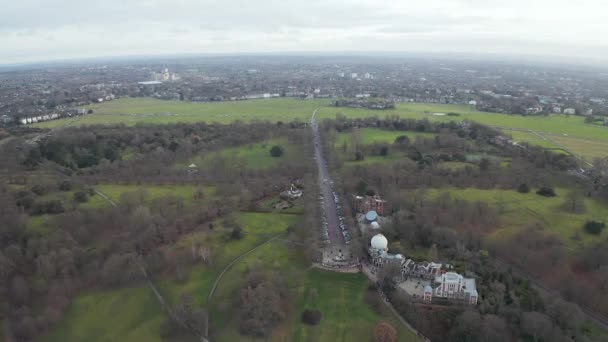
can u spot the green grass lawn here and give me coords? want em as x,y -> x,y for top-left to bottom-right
93,184 -> 213,206
550,135 -> 608,161
334,128 -> 434,166
507,130 -> 559,149
422,187 -> 608,249
437,161 -> 478,170
335,128 -> 435,147
209,242 -> 421,342
319,103 -> 608,142
288,269 -> 420,342
159,212 -> 298,306
42,286 -> 165,342
34,98 -> 330,128
183,137 -> 301,170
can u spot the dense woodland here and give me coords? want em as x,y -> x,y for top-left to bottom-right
0,121 -> 317,341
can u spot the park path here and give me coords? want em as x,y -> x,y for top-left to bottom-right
93,189 -> 118,207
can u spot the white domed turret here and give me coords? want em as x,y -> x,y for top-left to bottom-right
370,234 -> 388,251
370,221 -> 380,230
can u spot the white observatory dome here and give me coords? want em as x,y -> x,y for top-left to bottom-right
370,234 -> 388,251
370,221 -> 380,229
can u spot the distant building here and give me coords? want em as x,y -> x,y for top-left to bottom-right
1,115 -> 13,125
563,108 -> 576,115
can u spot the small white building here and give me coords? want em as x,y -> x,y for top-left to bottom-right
563,108 -> 576,115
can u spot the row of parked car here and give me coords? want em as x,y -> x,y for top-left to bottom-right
319,194 -> 330,244
331,187 -> 351,244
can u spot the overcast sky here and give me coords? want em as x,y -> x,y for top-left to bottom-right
2,0 -> 608,65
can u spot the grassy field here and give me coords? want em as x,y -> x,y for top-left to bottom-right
159,212 -> 298,306
42,286 -> 165,342
508,130 -> 559,149
422,187 -> 608,250
550,135 -> 608,160
34,98 -> 329,128
334,128 -> 435,166
42,212 -> 297,342
209,242 -> 421,342
32,98 -> 608,159
335,128 -> 435,147
94,184 -> 213,206
319,103 -> 608,141
183,137 -> 301,170
321,103 -> 608,160
288,270 -> 420,342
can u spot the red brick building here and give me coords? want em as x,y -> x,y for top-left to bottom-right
353,195 -> 387,215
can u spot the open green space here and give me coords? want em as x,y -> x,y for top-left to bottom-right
42,286 -> 165,342
319,103 -> 608,143
32,98 -> 608,160
183,137 -> 301,170
34,98 -> 330,128
550,135 -> 608,161
159,212 -> 298,306
94,184 -> 213,206
288,269 -> 420,342
209,242 -> 420,342
334,128 -> 435,166
335,128 -> 435,147
422,187 -> 608,249
507,130 -> 559,149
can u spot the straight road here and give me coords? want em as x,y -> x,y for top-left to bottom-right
310,109 -> 345,245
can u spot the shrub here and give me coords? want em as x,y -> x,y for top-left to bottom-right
73,191 -> 89,203
301,309 -> 322,325
58,180 -> 72,191
379,146 -> 389,156
230,226 -> 244,240
269,145 -> 284,157
355,150 -> 364,161
518,183 -> 530,193
394,135 -> 410,145
536,187 -> 556,197
583,221 -> 606,235
374,321 -> 397,342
